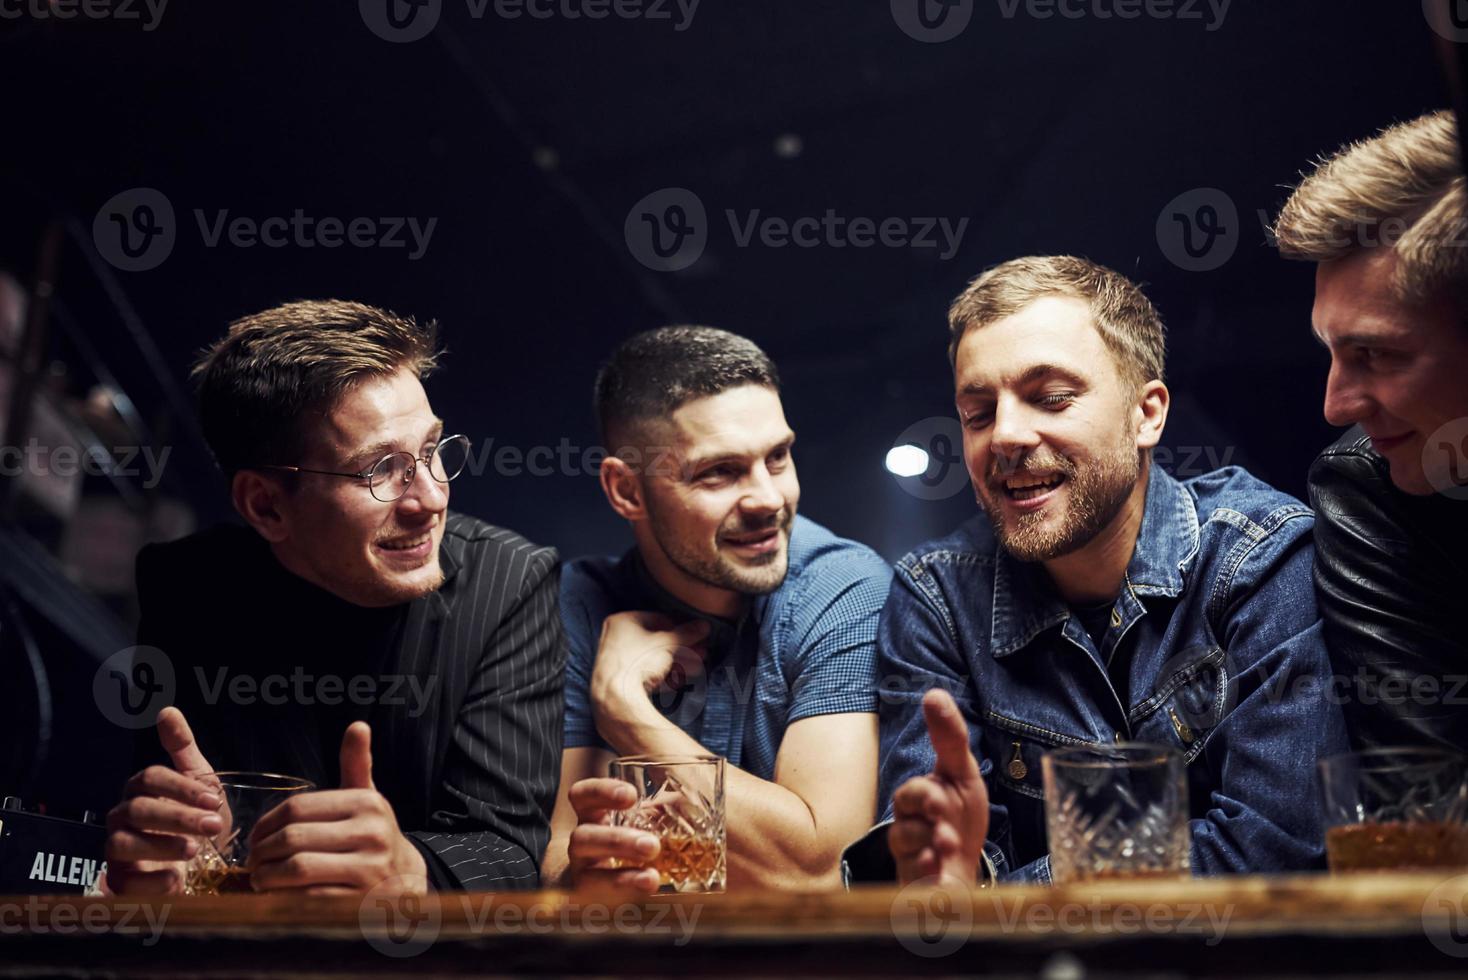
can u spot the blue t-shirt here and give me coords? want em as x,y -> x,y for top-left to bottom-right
559,515 -> 892,780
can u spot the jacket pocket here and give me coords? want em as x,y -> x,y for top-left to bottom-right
1130,644 -> 1228,763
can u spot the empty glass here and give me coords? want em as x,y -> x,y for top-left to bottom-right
1042,743 -> 1190,883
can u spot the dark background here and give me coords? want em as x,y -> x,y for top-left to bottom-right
3,1 -> 1451,562
0,1 -> 1453,815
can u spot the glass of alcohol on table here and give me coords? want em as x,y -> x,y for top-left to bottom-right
1319,748 -> 1468,872
1042,743 -> 1191,883
183,772 -> 316,895
609,754 -> 726,893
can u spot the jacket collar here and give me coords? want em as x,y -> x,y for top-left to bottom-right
989,465 -> 1198,658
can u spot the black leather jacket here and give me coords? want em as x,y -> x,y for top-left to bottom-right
1308,427 -> 1468,752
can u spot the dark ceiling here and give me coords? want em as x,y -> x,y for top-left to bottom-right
1,1 -> 1451,561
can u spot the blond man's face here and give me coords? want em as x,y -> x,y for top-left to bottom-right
1314,247 -> 1468,496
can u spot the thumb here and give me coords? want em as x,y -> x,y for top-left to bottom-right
922,688 -> 980,786
156,707 -> 213,777
339,721 -> 374,790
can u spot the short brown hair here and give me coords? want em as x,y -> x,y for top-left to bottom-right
948,255 -> 1166,390
1273,110 -> 1468,307
192,299 -> 441,474
594,325 -> 779,447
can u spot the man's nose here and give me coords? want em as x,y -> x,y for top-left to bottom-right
989,398 -> 1042,461
1323,359 -> 1372,428
741,464 -> 785,514
398,458 -> 449,513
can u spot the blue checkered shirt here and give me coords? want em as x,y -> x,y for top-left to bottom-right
559,515 -> 892,780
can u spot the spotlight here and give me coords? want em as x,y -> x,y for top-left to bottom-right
886,444 -> 929,478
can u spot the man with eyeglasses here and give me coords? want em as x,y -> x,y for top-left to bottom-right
102,300 -> 566,896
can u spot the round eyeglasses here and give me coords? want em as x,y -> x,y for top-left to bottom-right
259,434 -> 472,503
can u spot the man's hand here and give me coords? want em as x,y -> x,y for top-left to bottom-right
247,722 -> 428,895
563,778 -> 662,896
104,707 -> 224,894
589,611 -> 710,742
889,689 -> 990,887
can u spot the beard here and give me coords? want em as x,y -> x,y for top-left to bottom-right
647,501 -> 795,598
976,438 -> 1140,563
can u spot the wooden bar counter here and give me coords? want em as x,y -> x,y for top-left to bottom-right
2,873 -> 1467,976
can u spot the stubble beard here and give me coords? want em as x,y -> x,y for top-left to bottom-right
979,440 -> 1140,563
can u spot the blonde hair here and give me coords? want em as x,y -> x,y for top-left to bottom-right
947,255 -> 1166,390
1273,110 -> 1468,307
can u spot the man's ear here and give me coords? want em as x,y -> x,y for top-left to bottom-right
1134,380 -> 1170,450
230,470 -> 293,543
599,455 -> 647,522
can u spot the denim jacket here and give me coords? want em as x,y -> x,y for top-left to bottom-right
876,465 -> 1347,883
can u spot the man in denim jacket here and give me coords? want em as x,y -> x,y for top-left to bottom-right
876,256 -> 1347,886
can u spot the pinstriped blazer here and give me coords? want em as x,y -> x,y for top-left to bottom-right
134,512 -> 566,890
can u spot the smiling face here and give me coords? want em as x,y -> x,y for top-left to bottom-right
1314,247 -> 1468,495
634,384 -> 799,604
270,365 -> 450,606
954,295 -> 1157,562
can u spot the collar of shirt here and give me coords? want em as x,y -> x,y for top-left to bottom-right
626,550 -> 762,664
988,466 -> 1200,659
